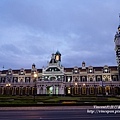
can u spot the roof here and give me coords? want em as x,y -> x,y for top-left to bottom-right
0,66 -> 118,74
64,68 -> 73,72
55,50 -> 61,55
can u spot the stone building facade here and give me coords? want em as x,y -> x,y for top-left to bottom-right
0,51 -> 120,96
0,23 -> 120,96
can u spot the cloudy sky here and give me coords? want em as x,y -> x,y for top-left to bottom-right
0,0 -> 120,69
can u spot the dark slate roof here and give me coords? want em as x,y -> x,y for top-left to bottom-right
13,70 -> 19,74
37,69 -> 42,73
109,66 -> 118,71
64,68 -> 73,72
93,67 -> 103,71
25,69 -> 31,73
1,70 -> 8,74
56,50 -> 61,55
80,69 -> 87,72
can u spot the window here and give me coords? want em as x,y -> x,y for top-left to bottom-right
90,87 -> 94,94
113,76 -> 117,81
66,76 -> 72,82
1,77 -> 6,83
68,77 -> 71,82
75,78 -> 78,82
96,76 -> 101,81
25,77 -> 30,83
90,78 -> 93,81
13,77 -> 18,83
82,77 -> 86,82
80,76 -> 87,82
105,77 -> 108,81
7,77 -> 11,82
68,88 -> 71,94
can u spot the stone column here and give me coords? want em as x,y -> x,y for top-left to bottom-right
37,86 -> 39,94
43,86 -> 46,94
53,85 -> 56,95
60,84 -> 64,95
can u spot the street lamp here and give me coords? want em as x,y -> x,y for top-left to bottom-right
6,83 -> 11,95
33,72 -> 37,102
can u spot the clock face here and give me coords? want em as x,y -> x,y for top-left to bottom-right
89,69 -> 92,73
104,69 -> 108,72
56,55 -> 59,60
74,70 -> 78,73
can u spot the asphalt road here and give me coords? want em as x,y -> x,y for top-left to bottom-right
0,107 -> 120,120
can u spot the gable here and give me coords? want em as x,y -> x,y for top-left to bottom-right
46,67 -> 61,72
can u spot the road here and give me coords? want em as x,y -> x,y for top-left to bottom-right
0,106 -> 120,120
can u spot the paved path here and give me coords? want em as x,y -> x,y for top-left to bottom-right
0,106 -> 93,110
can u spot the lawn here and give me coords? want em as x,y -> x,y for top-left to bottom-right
0,95 -> 120,105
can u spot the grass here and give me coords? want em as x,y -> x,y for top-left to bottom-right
0,95 -> 120,105
108,97 -> 120,101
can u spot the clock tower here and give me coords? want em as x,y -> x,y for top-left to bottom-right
55,50 -> 61,62
114,14 -> 120,79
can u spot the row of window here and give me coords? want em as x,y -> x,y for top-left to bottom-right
66,75 -> 118,82
1,67 -> 111,75
0,75 -> 118,83
73,68 -> 110,74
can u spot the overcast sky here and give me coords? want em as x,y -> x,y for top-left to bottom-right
0,0 -> 120,70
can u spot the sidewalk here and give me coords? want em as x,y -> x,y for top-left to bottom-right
0,106 -> 93,110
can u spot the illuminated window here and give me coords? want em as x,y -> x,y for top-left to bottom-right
68,88 -> 71,94
90,87 -> 94,94
56,55 -> 59,61
89,69 -> 92,73
67,77 -> 71,82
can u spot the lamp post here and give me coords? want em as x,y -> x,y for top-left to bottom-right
33,72 -> 37,102
6,83 -> 11,95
